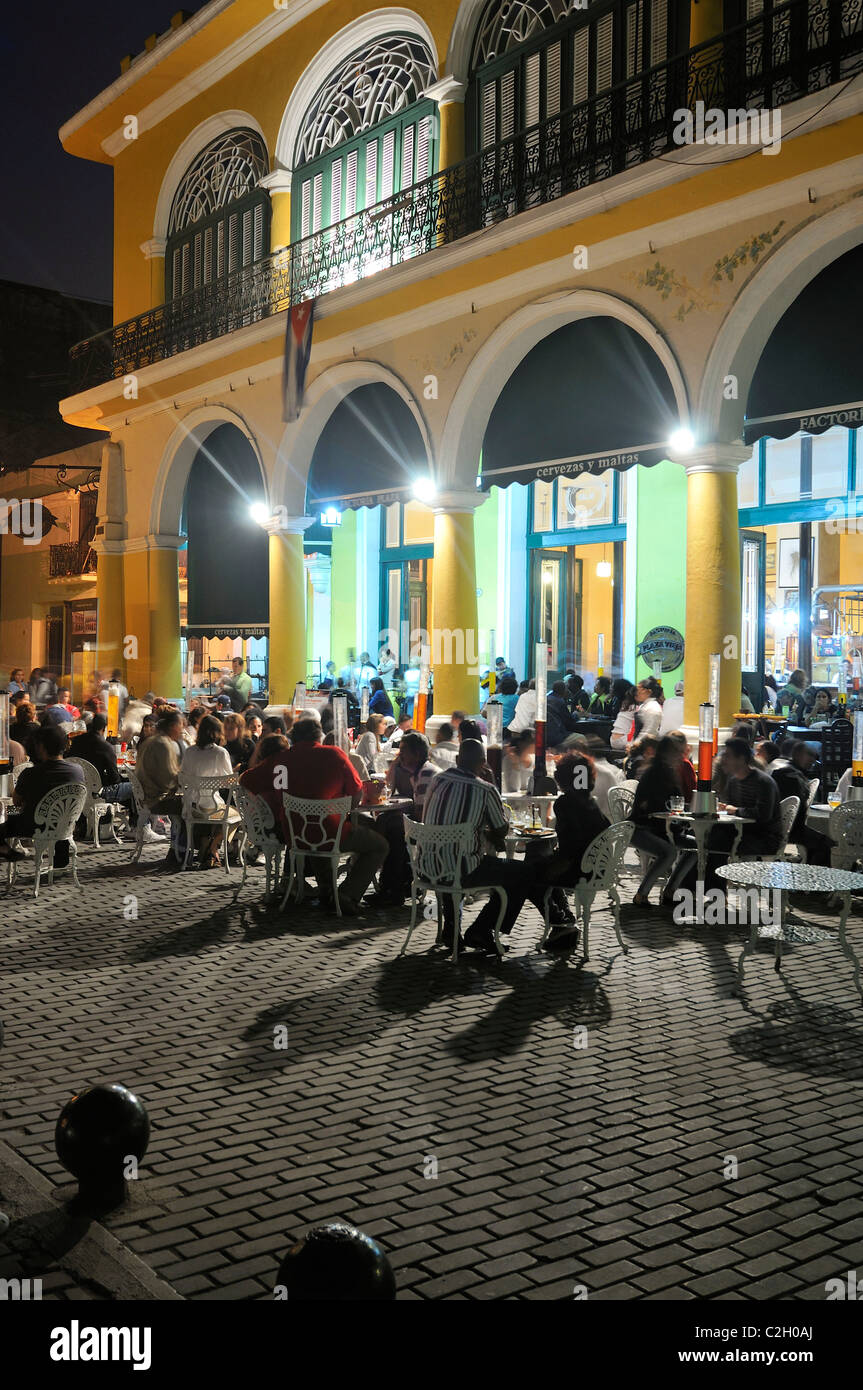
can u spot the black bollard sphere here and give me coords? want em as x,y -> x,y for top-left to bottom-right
277,1221 -> 396,1300
55,1083 -> 149,1209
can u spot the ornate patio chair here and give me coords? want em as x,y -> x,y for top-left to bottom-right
829,802 -> 863,871
66,756 -> 122,849
5,782 -> 88,897
280,793 -> 353,916
540,820 -> 634,961
236,786 -> 285,898
178,770 -> 242,874
607,784 -> 635,822
400,817 -> 508,964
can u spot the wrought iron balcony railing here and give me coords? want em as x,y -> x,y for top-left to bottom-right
49,540 -> 97,578
69,0 -> 863,394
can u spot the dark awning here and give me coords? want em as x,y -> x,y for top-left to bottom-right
306,383 -> 428,511
480,317 -> 679,488
745,244 -> 863,444
185,423 -> 269,631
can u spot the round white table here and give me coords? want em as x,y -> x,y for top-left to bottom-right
716,859 -> 863,999
503,825 -> 556,860
650,811 -> 745,920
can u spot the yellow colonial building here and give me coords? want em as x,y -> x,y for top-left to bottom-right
57,0 -> 863,729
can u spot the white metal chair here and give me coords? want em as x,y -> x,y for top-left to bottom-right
236,786 -> 285,898
607,784 -> 635,822
66,756 -> 121,849
349,751 -> 370,779
281,793 -> 353,916
11,761 -> 32,787
5,782 -> 88,897
808,776 -> 820,806
829,803 -> 863,871
400,817 -> 509,963
178,771 -> 242,874
540,820 -> 635,961
749,795 -> 799,863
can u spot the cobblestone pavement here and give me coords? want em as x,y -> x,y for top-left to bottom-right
2,839 -> 863,1301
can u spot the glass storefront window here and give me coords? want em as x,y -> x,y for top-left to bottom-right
557,472 -> 613,529
809,428 -> 848,499
533,480 -> 553,531
384,502 -> 400,547
764,436 -> 801,505
617,470 -> 627,524
738,450 -> 759,508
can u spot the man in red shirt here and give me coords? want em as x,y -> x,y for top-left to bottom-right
275,718 -> 388,914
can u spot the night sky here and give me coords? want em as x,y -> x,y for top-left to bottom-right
0,2 -> 203,305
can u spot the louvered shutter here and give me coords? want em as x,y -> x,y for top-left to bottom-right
650,0 -> 668,64
401,123 -> 415,186
545,41 -> 561,118
330,156 -> 343,223
573,28 -> 589,105
595,12 -> 614,92
203,226 -> 213,284
312,171 -> 323,232
381,129 -> 395,199
481,82 -> 497,148
252,203 -> 264,260
525,50 -> 541,129
346,149 -> 358,216
365,141 -> 378,205
301,180 -> 311,239
499,68 -> 516,138
416,116 -> 432,181
626,2 -> 642,79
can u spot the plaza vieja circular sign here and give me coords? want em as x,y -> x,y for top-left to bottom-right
637,625 -> 685,672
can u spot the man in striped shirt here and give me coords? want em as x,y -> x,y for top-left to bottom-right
422,741 -> 536,952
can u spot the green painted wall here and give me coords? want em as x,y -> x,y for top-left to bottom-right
635,460 -> 687,686
474,488 -> 499,668
330,509 -> 358,669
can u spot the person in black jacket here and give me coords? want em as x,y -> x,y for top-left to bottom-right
548,682 -> 580,745
770,740 -> 831,865
630,737 -> 688,905
66,713 -> 137,826
0,723 -> 84,864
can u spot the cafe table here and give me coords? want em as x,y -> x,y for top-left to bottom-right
806,802 -> 837,836
651,809 -> 745,897
716,859 -> 863,999
503,824 -> 556,860
357,796 -> 413,817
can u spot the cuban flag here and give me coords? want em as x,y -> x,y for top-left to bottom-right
282,299 -> 315,423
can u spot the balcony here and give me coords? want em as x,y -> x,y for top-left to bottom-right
69,0 -> 863,395
49,539 -> 97,579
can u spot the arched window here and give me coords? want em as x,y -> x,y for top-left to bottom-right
166,129 -> 270,299
293,35 -> 438,241
467,0 -> 683,154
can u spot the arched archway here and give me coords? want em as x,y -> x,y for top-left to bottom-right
698,201 -> 863,443
441,290 -> 688,490
153,112 -> 269,242
151,405 -> 267,537
274,10 -> 439,175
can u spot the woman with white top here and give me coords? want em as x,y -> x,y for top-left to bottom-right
633,678 -> 664,739
610,683 -> 637,751
355,714 -> 387,773
181,714 -> 234,867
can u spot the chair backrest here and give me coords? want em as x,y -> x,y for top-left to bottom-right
32,782 -> 88,842
66,756 -> 103,798
349,751 -> 369,779
282,793 -> 351,855
404,816 -> 471,891
11,760 -> 32,787
777,794 -> 800,852
179,770 -> 235,812
236,785 -> 280,847
620,778 -> 640,793
581,820 -> 636,890
807,776 -> 820,806
607,784 -> 635,822
829,802 -> 863,869
821,719 -> 852,791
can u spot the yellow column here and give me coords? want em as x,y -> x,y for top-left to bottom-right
267,516 -> 312,704
261,173 -> 293,249
431,492 -> 483,717
140,238 -> 166,307
427,77 -> 467,170
148,538 -> 182,696
677,444 -> 751,732
94,543 -> 125,675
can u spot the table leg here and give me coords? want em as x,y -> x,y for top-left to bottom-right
836,891 -> 863,1002
736,895 -> 764,987
774,889 -> 786,972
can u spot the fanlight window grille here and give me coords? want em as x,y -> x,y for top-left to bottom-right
471,0 -> 586,67
292,34 -> 438,246
166,128 -> 270,300
295,35 -> 437,164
